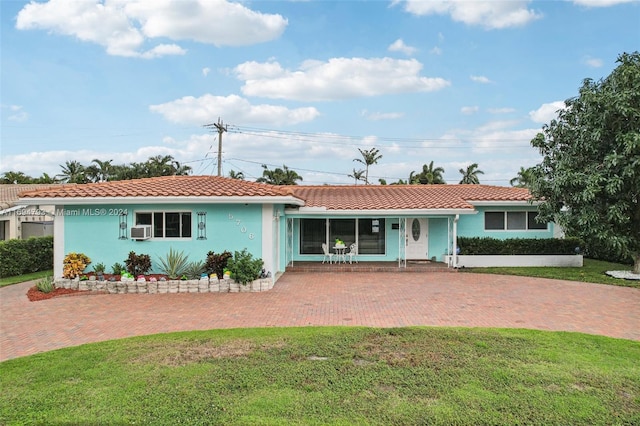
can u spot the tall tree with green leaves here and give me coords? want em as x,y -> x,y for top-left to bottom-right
530,52 -> 640,273
458,163 -> 484,184
256,164 -> 303,185
410,161 -> 446,184
58,160 -> 87,184
510,167 -> 535,188
228,170 -> 245,180
348,168 -> 365,185
0,171 -> 34,184
353,147 -> 382,185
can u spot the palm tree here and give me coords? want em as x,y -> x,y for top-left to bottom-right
0,171 -> 34,184
146,155 -> 174,177
87,159 -> 113,182
348,168 -> 365,185
35,173 -> 59,184
458,163 -> 484,184
510,167 -> 534,188
58,160 -> 87,183
353,147 -> 382,185
228,170 -> 245,180
171,160 -> 191,176
411,161 -> 446,184
256,164 -> 303,185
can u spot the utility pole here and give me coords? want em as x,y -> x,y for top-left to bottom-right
203,118 -> 227,176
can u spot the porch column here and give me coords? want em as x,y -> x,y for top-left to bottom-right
452,214 -> 459,268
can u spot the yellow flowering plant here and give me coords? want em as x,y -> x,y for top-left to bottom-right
62,252 -> 91,279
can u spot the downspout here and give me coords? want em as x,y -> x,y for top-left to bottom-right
452,214 -> 459,269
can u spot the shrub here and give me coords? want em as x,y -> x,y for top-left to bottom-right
124,251 -> 151,276
156,248 -> 189,280
184,261 -> 205,280
63,252 -> 91,279
205,250 -> 232,279
110,262 -> 125,275
226,249 -> 263,285
36,276 -> 54,293
0,236 -> 53,278
457,237 -> 583,256
92,262 -> 106,274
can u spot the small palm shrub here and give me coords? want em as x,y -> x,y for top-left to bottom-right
36,276 -> 54,293
156,248 -> 189,279
183,261 -> 205,279
226,249 -> 263,285
110,262 -> 125,275
205,250 -> 232,279
63,252 -> 91,279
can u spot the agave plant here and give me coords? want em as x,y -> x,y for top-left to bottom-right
183,261 -> 205,280
156,248 -> 189,280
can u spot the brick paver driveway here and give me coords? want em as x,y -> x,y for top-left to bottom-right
2,272 -> 639,361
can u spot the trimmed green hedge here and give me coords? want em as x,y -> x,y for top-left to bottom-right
457,237 -> 583,256
0,236 -> 53,278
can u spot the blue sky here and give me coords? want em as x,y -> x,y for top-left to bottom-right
1,0 -> 638,185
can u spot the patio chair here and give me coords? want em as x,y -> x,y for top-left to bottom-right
321,243 -> 334,264
347,243 -> 358,264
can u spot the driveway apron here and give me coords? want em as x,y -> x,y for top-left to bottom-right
1,272 -> 639,361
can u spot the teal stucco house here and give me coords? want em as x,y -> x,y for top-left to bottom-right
19,175 -> 559,281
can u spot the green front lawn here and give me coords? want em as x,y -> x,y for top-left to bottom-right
462,258 -> 638,288
0,270 -> 52,288
1,327 -> 638,425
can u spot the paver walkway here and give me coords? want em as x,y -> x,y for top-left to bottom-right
1,272 -> 639,361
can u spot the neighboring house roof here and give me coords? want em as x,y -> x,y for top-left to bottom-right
287,184 -> 532,212
0,184 -> 65,210
17,176 -> 533,212
18,176 -> 304,205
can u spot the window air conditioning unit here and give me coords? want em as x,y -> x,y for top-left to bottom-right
131,225 -> 152,240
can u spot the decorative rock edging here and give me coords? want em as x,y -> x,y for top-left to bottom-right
54,277 -> 274,294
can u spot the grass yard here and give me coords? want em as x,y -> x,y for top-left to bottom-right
462,258 -> 638,288
1,327 -> 638,425
0,270 -> 52,288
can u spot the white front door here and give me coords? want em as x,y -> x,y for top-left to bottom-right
406,217 -> 428,259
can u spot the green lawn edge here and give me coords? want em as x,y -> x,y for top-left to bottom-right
0,270 -> 52,288
1,326 -> 638,425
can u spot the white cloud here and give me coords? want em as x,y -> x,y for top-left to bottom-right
202,67 -> 211,77
6,105 -> 29,122
470,75 -> 492,84
442,120 -> 540,154
529,101 -> 565,123
15,0 -> 287,58
461,106 -> 479,115
582,55 -> 603,68
388,38 -> 417,56
430,46 -> 443,55
361,110 -> 405,121
235,57 -> 450,101
401,0 -> 542,29
149,94 -> 320,126
572,0 -> 635,6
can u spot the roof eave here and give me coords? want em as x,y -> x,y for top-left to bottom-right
18,195 -> 305,206
469,200 -> 537,206
286,207 -> 476,216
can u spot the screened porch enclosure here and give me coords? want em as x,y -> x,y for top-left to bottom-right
299,218 -> 386,255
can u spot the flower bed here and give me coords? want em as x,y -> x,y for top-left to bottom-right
54,276 -> 274,294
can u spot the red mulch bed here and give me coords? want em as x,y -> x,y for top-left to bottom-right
27,286 -> 92,302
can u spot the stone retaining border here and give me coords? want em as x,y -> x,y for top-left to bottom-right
54,277 -> 274,294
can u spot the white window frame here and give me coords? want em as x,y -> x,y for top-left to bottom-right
135,210 -> 193,240
484,211 -> 548,231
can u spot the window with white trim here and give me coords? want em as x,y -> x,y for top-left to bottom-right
135,211 -> 192,238
484,211 -> 547,231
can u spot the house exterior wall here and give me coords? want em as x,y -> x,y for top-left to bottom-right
428,218 -> 450,261
56,203 -> 274,278
456,206 -> 555,239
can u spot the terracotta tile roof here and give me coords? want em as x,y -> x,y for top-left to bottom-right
287,184 -> 532,211
18,176 -> 297,199
0,184 -> 68,209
